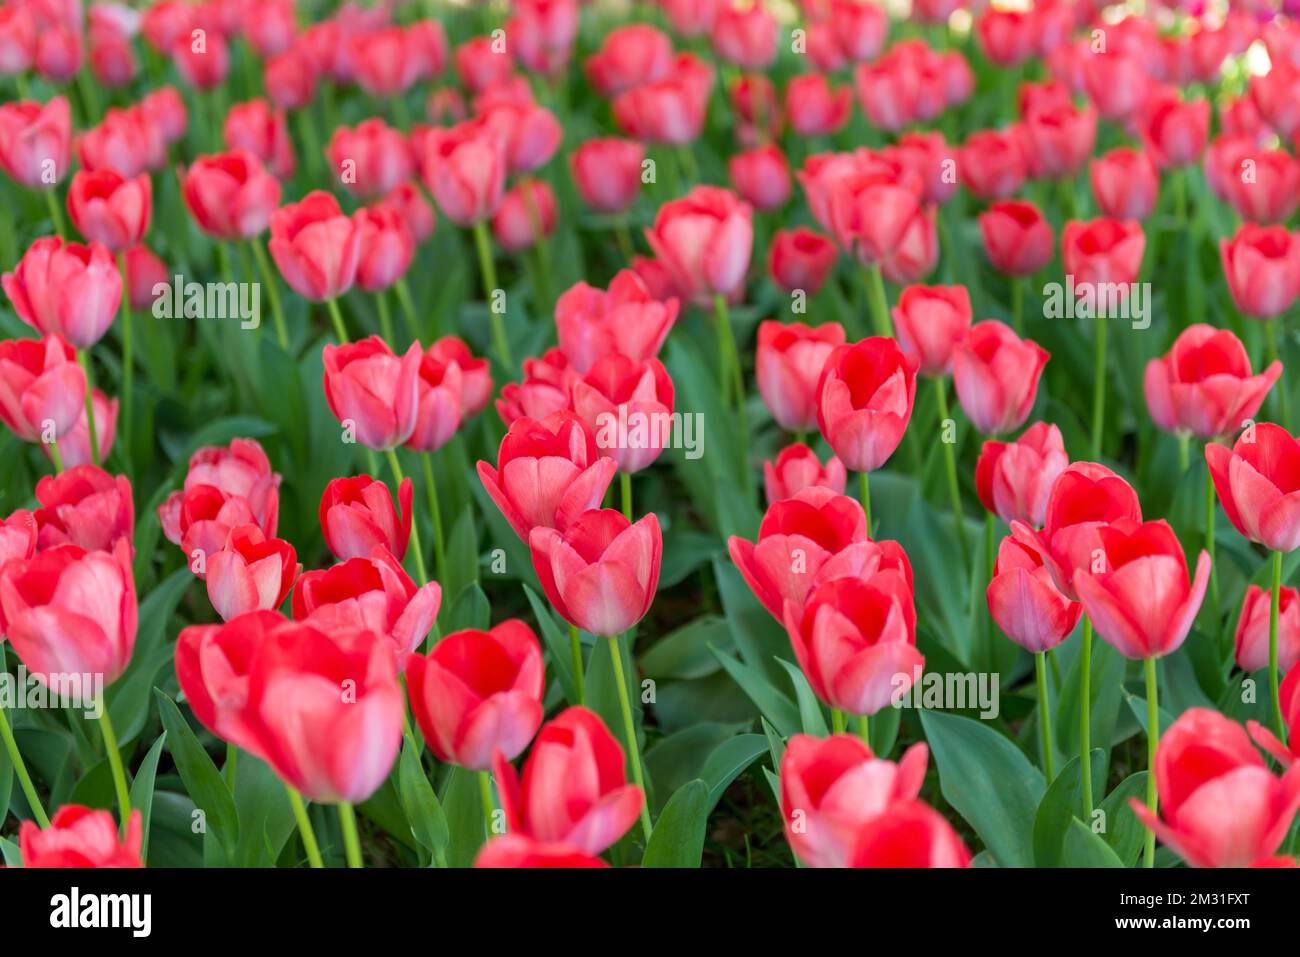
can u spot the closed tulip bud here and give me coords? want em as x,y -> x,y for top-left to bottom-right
826,165 -> 935,280
139,87 -> 187,147
1062,217 -> 1145,288
661,0 -> 718,37
0,96 -> 71,190
976,8 -> 1035,66
269,190 -> 363,301
320,475 -> 413,563
375,182 -> 436,245
768,227 -> 838,295
507,0 -> 579,76
987,536 -> 1081,654
158,438 -> 282,562
1019,97 -> 1096,181
223,99 -> 295,181
1132,708 -> 1300,868
816,337 -> 918,473
77,107 -> 160,179
784,74 -> 851,137
530,509 -> 661,636
326,119 -> 414,201
172,29 -> 229,90
612,54 -> 714,146
495,349 -> 579,426
454,36 -> 514,94
569,137 -> 644,216
1089,148 -> 1159,221
207,524 -> 298,622
888,131 -> 958,206
33,465 -> 133,554
730,73 -> 783,146
1249,669 -> 1300,769
1210,140 -> 1300,224
429,337 -> 492,418
784,573 -> 923,716
34,24 -> 80,84
585,24 -> 673,96
780,733 -> 930,868
0,335 -> 86,445
182,150 -> 282,241
493,705 -> 645,854
952,321 -> 1049,437
555,271 -> 678,374
892,284 -> 971,377
349,26 -> 421,97
406,344 -> 464,453
958,128 -> 1026,201
0,539 -> 136,684
757,320 -> 846,433
1140,88 -> 1210,168
421,119 -> 508,226
975,421 -> 1068,528
1010,462 -> 1143,600
1251,60 -> 1300,141
0,5 -> 36,76
55,389 -> 117,470
1082,49 -> 1149,123
1207,423 -> 1300,553
242,0 -> 296,57
764,443 -> 847,505
264,44 -> 319,111
645,186 -> 753,305
0,509 -> 37,569
491,178 -> 558,253
480,99 -> 562,176
1145,325 -> 1280,440
479,411 -> 617,539
67,169 -> 152,252
322,336 -> 422,451
978,199 -> 1054,276
572,355 -> 675,475
475,834 -> 608,868
20,806 -> 143,868
89,22 -> 137,89
728,145 -> 792,212
3,238 -> 122,349
123,244 -> 167,312
407,620 -> 545,770
353,206 -> 415,293
711,2 -> 778,69
1220,224 -> 1300,320
853,59 -> 917,133
293,545 -> 441,658
1235,585 -> 1300,675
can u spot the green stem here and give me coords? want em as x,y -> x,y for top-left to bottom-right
394,277 -> 423,343
478,769 -> 497,839
472,220 -> 512,371
1272,550 -> 1286,739
1080,616 -> 1094,817
1144,656 -> 1159,869
859,470 -> 872,537
250,238 -> 288,350
607,633 -> 653,842
385,449 -> 428,586
1205,460 -> 1219,620
224,741 -> 237,792
1090,316 -> 1107,459
714,293 -> 754,502
568,623 -> 586,705
1036,651 -> 1054,782
1177,432 -> 1189,474
1011,275 -> 1024,334
48,439 -> 63,473
0,704 -> 50,827
1267,320 -> 1290,426
77,350 -> 100,467
620,470 -> 632,521
934,378 -> 969,565
419,454 -> 446,583
831,708 -> 846,734
285,786 -> 324,867
864,264 -> 892,338
855,713 -> 870,746
376,288 -> 396,344
326,297 -> 349,343
337,801 -> 363,868
97,709 -> 132,836
43,187 -> 66,238
117,252 -> 133,456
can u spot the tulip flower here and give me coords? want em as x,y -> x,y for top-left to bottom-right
320,475 -> 412,563
33,465 -> 133,554
585,24 -> 673,96
77,107 -> 163,180
508,0 -> 579,76
611,53 -> 715,146
1131,708 -> 1300,868
349,26 -> 422,97
756,321 -> 847,435
1061,217 -> 1146,288
1235,585 -> 1300,675
3,237 -> 122,349
475,834 -> 607,868
768,227 -> 838,295
0,335 -> 86,452
491,179 -> 558,253
327,119 -> 415,201
988,537 -> 1082,656
494,706 -> 645,853
1018,91 -> 1097,180
645,186 -> 753,306
978,199 -> 1054,278
764,443 -> 847,504
888,131 -> 958,206
784,74 -> 851,137
55,389 -> 117,470
975,421 -> 1069,528
20,805 -> 143,868
1090,148 -> 1160,221
849,799 -> 973,867
569,138 -> 644,216
711,2 -> 778,69
1249,668 -> 1300,769
816,337 -> 918,482
571,355 -> 675,475
976,8 -> 1035,65
265,44 -> 320,111
892,285 -> 971,378
321,337 -> 422,451
827,164 -> 937,286
1207,140 -> 1300,225
495,348 -> 579,425
952,321 -> 1049,437
958,128 -> 1027,200
427,336 -> 492,418
269,191 -> 363,311
1220,223 -> 1300,320
1207,423 -> 1300,554
554,271 -> 678,375
66,170 -> 152,252
0,96 -> 71,192
420,118 -> 508,227
1139,88 -> 1210,169
353,206 -> 416,295
728,145 -> 792,212
206,525 -> 299,622
406,620 -> 545,770
224,99 -> 296,181
181,150 -> 282,241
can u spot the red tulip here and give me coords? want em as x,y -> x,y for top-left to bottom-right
0,5 -> 35,77
1235,585 -> 1300,675
585,24 -> 673,96
321,336 -> 422,451
1131,708 -> 1300,868
1251,59 -> 1300,141
0,508 -> 36,572
320,475 -> 412,563
77,107 -> 161,179
768,227 -> 838,295
852,57 -> 918,133
828,0 -> 888,62
182,150 -> 282,241
350,205 -> 414,294
495,348 -> 579,425
892,284 -> 972,377
1090,148 -> 1159,221
756,320 -> 846,434
66,169 -> 152,253
326,119 -> 414,201
269,190 -> 364,301
847,800 -> 972,867
349,26 -> 421,97
478,411 -> 617,540
56,389 -> 117,470
0,96 -> 70,190
1144,324 -> 1281,440
0,539 -> 136,684
223,99 -> 295,181
1018,91 -> 1096,180
507,0 -> 579,76
406,341 -> 464,453
530,509 -> 661,636
1061,218 -> 1145,288
477,99 -> 561,176
491,178 -> 558,253
293,545 -> 441,659
1081,49 -> 1150,124
139,87 -> 187,147
172,28 -> 230,90
1140,87 -> 1210,169
375,181 -> 436,245
570,354 -> 675,475
242,0 -> 297,58
2,237 -> 122,349
33,464 -> 133,554
1208,139 -> 1300,225
493,705 -> 644,854
264,43 -> 319,111
888,131 -> 958,205
825,163 -> 936,281
987,536 -> 1081,654
475,834 -> 607,868
555,270 -> 678,375
816,337 -> 918,473
1220,224 -> 1300,320
764,443 -> 847,504
1010,462 -> 1143,600
784,74 -> 851,137
958,128 -> 1027,200
779,732 -> 930,868
19,805 -> 143,868
0,334 -> 86,445
454,37 -> 514,94
783,573 -> 922,717
976,8 -> 1035,66
978,199 -> 1054,277
158,437 -> 282,563
660,0 -> 719,37
123,244 -> 167,311
428,336 -> 492,418
207,524 -> 298,622
952,320 -> 1049,437
421,118 -> 508,226
728,145 -> 792,212
1207,423 -> 1300,553
1249,668 -> 1300,768
406,620 -> 545,770
645,185 -> 753,305
974,421 -> 1068,528
612,53 -> 714,146
711,1 -> 778,69
730,73 -> 782,146
569,137 -> 644,215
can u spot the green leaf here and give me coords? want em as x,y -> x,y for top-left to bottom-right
128,732 -> 167,865
1099,771 -> 1150,867
1032,749 -> 1105,867
709,646 -> 799,738
108,569 -> 193,743
698,734 -> 768,809
154,690 -> 239,857
1062,818 -> 1125,867
920,709 -> 1045,868
642,779 -> 709,868
776,658 -> 828,736
444,582 -> 490,633
523,584 -> 578,704
440,766 -> 487,867
641,616 -> 732,681
0,837 -> 19,867
399,741 -> 448,857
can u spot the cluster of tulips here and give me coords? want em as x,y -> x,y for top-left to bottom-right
1,0 -> 1300,871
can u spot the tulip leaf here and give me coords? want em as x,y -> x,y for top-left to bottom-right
128,732 -> 167,866
108,568 -> 194,744
0,837 -> 19,867
920,709 -> 1045,868
154,690 -> 239,858
709,646 -> 800,739
698,734 -> 768,810
1099,772 -> 1150,867
523,584 -> 579,704
776,658 -> 828,737
642,779 -> 709,868
440,766 -> 487,867
398,741 -> 448,858
444,582 -> 490,633
231,755 -> 297,867
1032,749 -> 1106,867
1062,818 -> 1125,868
0,715 -> 11,825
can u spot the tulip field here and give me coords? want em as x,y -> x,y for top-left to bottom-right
1,0 -> 1300,878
